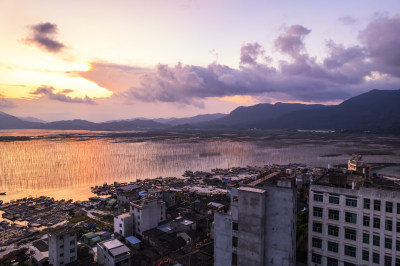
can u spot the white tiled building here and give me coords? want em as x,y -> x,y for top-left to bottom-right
130,196 -> 166,236
48,226 -> 77,266
308,172 -> 400,266
97,239 -> 131,266
114,212 -> 134,237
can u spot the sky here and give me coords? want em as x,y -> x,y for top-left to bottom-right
0,0 -> 399,122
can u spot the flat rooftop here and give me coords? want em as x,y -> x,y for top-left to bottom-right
238,186 -> 266,194
314,171 -> 400,191
102,239 -> 124,250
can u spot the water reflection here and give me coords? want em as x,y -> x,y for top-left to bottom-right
1,130 -> 400,202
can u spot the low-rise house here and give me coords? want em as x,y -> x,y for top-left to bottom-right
97,238 -> 131,266
130,196 -> 166,236
114,213 -> 133,237
48,225 -> 77,266
116,185 -> 140,206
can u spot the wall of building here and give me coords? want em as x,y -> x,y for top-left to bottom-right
114,214 -> 133,237
237,187 -> 266,266
264,185 -> 296,266
49,231 -> 77,266
308,184 -> 400,265
214,212 -> 233,266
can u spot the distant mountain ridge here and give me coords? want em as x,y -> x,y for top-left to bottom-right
1,89 -> 399,133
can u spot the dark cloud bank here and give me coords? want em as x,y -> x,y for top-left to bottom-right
32,87 -> 95,104
88,14 -> 399,105
26,22 -> 65,52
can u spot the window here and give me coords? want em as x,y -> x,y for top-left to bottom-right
344,245 -> 356,257
69,232 -> 75,237
60,253 -> 64,257
311,253 -> 322,264
312,237 -> 322,249
329,194 -> 339,204
232,222 -> 238,231
385,219 -> 392,231
232,252 -> 237,265
363,215 -> 370,226
60,236 -> 64,240
397,258 -> 400,266
397,203 -> 400,214
345,228 -> 357,241
386,201 -> 393,213
60,245 -> 64,249
363,233 -> 369,244
397,240 -> 400,251
364,198 -> 370,209
70,256 -> 75,262
328,209 -> 339,220
327,257 -> 338,266
345,212 -> 357,224
385,256 -> 392,266
373,217 -> 380,229
314,192 -> 323,202
232,236 -> 238,247
313,207 -> 323,218
346,196 -> 357,207
397,221 -> 400,232
374,200 -> 381,211
327,241 -> 338,253
373,235 -> 380,246
70,248 -> 75,253
119,223 -> 122,227
373,253 -> 379,264
70,240 -> 75,245
362,250 -> 369,261
328,225 -> 339,237
344,263 -> 356,266
385,237 -> 392,249
313,222 -> 322,233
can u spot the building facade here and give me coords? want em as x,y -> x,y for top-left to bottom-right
114,212 -> 134,237
130,196 -> 166,236
308,172 -> 400,266
48,226 -> 77,266
97,238 -> 131,266
214,177 -> 297,266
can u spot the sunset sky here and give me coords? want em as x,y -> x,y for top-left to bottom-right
0,0 -> 399,122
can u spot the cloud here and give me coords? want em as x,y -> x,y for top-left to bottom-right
0,94 -> 15,109
78,14 -> 400,105
338,16 -> 358,26
25,22 -> 65,52
274,25 -> 311,58
31,86 -> 96,104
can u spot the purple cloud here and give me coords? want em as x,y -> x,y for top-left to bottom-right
31,87 -> 95,104
26,22 -> 65,52
274,25 -> 311,58
338,16 -> 358,26
0,94 -> 15,109
80,14 -> 400,105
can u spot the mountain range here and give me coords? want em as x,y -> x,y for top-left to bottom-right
1,89 -> 399,133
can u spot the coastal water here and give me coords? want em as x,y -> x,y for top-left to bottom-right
1,130 -> 400,202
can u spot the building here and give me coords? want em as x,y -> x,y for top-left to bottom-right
114,212 -> 134,237
48,225 -> 77,266
308,170 -> 400,265
130,196 -> 166,236
214,174 -> 297,266
116,184 -> 140,206
97,238 -> 131,266
348,154 -> 365,172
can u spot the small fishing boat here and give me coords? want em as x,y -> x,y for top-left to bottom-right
0,192 -> 6,195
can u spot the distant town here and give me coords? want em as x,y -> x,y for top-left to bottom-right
1,156 -> 400,265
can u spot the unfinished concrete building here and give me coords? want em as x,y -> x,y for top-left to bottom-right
214,173 -> 297,266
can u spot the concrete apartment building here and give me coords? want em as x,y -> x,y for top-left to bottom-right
48,226 -> 77,266
97,238 -> 131,266
214,173 -> 297,266
308,170 -> 400,266
130,196 -> 166,236
114,212 -> 134,237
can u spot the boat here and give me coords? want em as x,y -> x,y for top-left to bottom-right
0,192 -> 5,195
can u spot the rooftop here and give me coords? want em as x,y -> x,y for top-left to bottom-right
238,187 -> 266,194
101,239 -> 124,250
48,225 -> 75,236
313,171 -> 400,191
